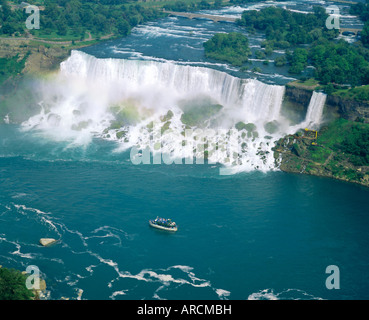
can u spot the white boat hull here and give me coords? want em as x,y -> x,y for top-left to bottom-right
149,220 -> 178,232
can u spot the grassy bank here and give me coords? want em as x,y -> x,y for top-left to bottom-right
286,78 -> 320,91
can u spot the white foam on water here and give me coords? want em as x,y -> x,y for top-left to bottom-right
14,204 -> 61,236
248,288 -> 279,300
216,288 -> 231,300
110,289 -> 129,300
3,114 -> 10,124
248,288 -> 324,300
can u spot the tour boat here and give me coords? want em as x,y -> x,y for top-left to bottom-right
149,217 -> 178,232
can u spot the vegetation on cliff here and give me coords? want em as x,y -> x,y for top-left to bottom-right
0,52 -> 29,84
330,84 -> 369,102
274,118 -> 369,187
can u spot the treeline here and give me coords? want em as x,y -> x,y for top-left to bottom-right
0,0 -> 165,39
0,0 -> 28,36
237,6 -> 336,47
163,0 -> 223,12
39,0 -> 164,38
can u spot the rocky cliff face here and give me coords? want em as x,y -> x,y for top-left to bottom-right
284,85 -> 313,109
325,95 -> 369,123
284,84 -> 369,123
281,85 -> 312,124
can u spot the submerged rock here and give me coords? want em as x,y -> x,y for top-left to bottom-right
235,121 -> 256,132
264,120 -> 280,134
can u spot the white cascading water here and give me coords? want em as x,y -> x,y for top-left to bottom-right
21,50 -> 325,173
303,91 -> 327,128
287,91 -> 327,135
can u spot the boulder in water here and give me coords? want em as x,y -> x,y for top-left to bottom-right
39,238 -> 58,247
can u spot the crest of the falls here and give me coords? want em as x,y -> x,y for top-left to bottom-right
21,50 -> 325,172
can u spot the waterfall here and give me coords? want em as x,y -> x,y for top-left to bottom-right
22,50 -> 290,172
304,91 -> 327,128
59,51 -> 285,122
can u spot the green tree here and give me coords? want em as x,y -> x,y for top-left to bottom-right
361,22 -> 369,47
203,32 -> 252,66
1,22 -> 16,35
274,55 -> 287,67
237,6 -> 333,45
341,126 -> 369,165
56,19 -> 68,36
0,267 -> 34,300
116,19 -> 130,36
0,0 -> 12,21
309,39 -> 369,85
287,48 -> 308,74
